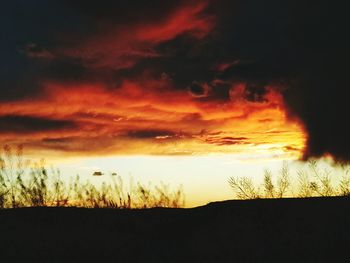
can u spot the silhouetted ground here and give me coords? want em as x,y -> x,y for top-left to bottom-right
0,197 -> 349,262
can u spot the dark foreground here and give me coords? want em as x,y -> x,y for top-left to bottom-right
1,197 -> 349,263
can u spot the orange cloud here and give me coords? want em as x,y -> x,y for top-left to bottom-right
0,77 -> 306,159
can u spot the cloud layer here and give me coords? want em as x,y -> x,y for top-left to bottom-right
2,0 -> 345,160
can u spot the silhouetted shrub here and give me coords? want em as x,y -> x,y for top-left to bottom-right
0,145 -> 185,209
229,160 -> 350,200
228,176 -> 260,199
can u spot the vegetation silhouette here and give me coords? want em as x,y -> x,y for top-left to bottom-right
0,145 -> 185,208
229,161 -> 350,199
1,145 -> 350,262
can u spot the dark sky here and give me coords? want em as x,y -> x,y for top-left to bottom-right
0,0 -> 348,161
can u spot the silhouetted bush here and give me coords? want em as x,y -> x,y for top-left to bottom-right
0,145 -> 185,208
229,160 -> 350,200
228,176 -> 260,199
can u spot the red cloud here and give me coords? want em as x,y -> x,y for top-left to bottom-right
58,1 -> 214,70
136,1 -> 214,43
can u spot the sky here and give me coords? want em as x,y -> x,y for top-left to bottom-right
0,1 -> 348,206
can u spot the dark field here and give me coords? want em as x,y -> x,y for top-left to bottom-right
1,197 -> 349,263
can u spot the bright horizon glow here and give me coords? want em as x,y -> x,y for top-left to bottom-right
38,153 -> 343,208
50,155 -> 286,208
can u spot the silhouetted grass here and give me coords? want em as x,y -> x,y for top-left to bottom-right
229,160 -> 350,199
0,145 -> 185,208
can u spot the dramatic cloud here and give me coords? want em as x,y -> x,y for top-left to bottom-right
1,0 -> 346,161
0,80 -> 305,158
57,1 -> 213,70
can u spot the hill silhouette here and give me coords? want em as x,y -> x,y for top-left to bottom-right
0,197 -> 349,262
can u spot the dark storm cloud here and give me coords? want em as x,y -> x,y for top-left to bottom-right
207,1 -> 346,161
0,115 -> 76,133
1,0 -> 348,160
201,0 -> 349,161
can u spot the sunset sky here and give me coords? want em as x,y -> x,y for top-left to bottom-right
1,1 -> 348,206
